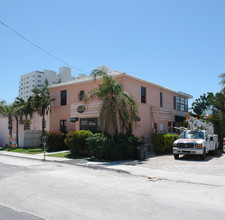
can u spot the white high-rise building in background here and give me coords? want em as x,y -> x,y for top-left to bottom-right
19,67 -> 74,100
58,67 -> 72,83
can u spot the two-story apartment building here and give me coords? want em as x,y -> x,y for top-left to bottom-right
49,67 -> 192,142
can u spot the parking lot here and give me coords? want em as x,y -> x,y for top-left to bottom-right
141,153 -> 225,175
85,152 -> 225,187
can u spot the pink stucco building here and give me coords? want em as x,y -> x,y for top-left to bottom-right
49,67 -> 192,142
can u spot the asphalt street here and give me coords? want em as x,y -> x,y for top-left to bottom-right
0,154 -> 225,220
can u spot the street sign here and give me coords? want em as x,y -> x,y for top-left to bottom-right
70,117 -> 79,122
42,135 -> 46,144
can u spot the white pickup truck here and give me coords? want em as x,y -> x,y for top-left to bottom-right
172,130 -> 218,160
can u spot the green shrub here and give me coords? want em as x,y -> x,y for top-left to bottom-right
116,134 -> 142,159
153,133 -> 178,154
46,131 -> 68,152
65,130 -> 93,155
87,133 -> 141,161
86,133 -> 120,160
86,133 -> 110,159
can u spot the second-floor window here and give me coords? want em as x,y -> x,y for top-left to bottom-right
177,97 -> 188,112
79,90 -> 84,101
61,90 -> 67,106
160,92 -> 163,107
185,99 -> 188,112
173,96 -> 176,110
141,87 -> 146,103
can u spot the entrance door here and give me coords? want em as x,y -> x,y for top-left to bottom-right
80,118 -> 98,133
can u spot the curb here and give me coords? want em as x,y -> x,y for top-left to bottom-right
0,152 -> 131,175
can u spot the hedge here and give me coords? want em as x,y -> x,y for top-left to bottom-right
65,130 -> 93,155
152,133 -> 179,154
87,133 -> 141,161
46,131 -> 68,152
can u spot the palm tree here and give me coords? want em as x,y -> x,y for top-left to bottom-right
219,73 -> 225,92
86,70 -> 139,136
31,80 -> 51,136
15,96 -> 34,129
0,101 -> 18,146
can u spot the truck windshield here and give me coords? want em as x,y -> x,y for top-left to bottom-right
180,131 -> 204,139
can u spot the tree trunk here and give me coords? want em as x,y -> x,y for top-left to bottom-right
8,118 -> 12,147
15,115 -> 19,147
42,114 -> 45,136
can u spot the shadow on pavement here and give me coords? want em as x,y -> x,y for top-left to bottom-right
177,152 -> 223,162
90,159 -> 146,167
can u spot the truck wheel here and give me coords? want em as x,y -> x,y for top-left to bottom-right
174,154 -> 179,160
201,148 -> 206,160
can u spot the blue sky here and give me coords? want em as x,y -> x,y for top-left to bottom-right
0,0 -> 224,106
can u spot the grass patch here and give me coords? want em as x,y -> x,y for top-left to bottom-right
46,151 -> 89,159
3,147 -> 44,154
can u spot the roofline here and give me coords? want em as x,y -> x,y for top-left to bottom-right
48,71 -> 193,99
123,73 -> 193,99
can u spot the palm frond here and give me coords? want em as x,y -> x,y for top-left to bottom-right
87,70 -> 138,135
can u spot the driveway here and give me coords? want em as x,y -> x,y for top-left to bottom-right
141,153 -> 225,176
85,153 -> 225,186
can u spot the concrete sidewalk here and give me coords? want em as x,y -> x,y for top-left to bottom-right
1,150 -> 225,187
0,150 -> 73,162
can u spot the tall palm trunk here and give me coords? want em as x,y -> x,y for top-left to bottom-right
42,114 -> 45,136
8,118 -> 12,147
15,115 -> 19,147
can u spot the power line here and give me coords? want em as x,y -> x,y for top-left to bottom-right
0,20 -> 89,74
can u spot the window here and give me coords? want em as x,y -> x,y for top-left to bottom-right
80,118 -> 98,133
185,99 -> 188,112
79,90 -> 84,101
160,124 -> 164,133
173,96 -> 176,110
154,123 -> 157,134
177,97 -> 180,110
177,97 -> 188,112
61,90 -> 67,105
180,97 -> 185,111
168,122 -> 171,133
141,87 -> 146,103
160,92 -> 163,107
60,120 -> 67,133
